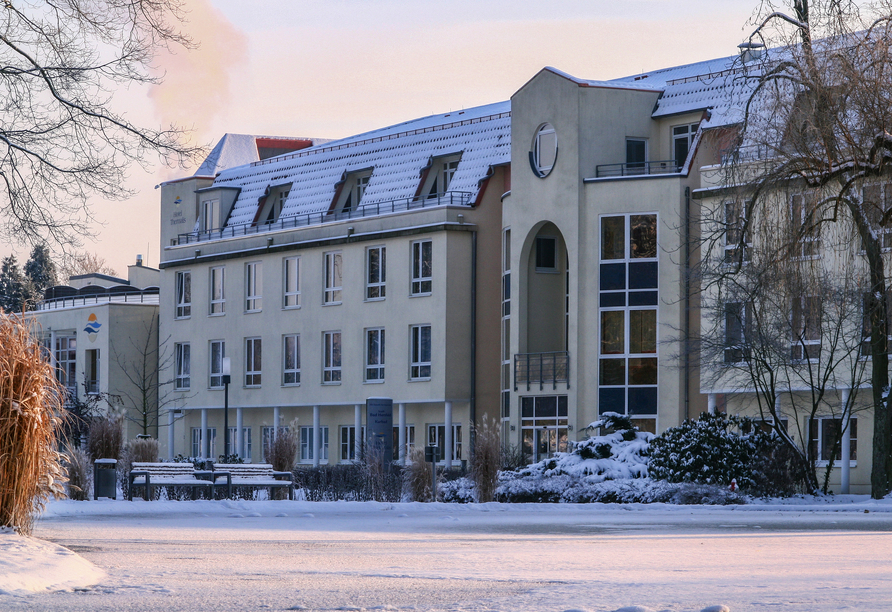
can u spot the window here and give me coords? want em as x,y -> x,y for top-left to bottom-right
424,154 -> 462,198
175,271 -> 191,318
791,194 -> 821,258
191,427 -> 216,458
323,331 -> 341,383
283,256 -> 300,308
365,328 -> 385,381
625,138 -> 647,173
283,334 -> 300,385
860,290 -> 892,357
340,425 -> 366,462
85,349 -> 99,394
54,335 -> 76,394
226,427 -> 252,461
792,296 -> 821,362
501,229 -> 512,427
209,266 -> 225,315
724,302 -> 752,364
427,424 -> 461,463
335,170 -> 373,213
863,184 -> 892,250
261,426 -> 289,463
724,200 -> 751,265
671,123 -> 699,168
175,343 -> 191,390
809,418 -> 857,464
598,214 -> 658,422
209,340 -> 225,389
532,123 -> 557,178
324,251 -> 343,304
535,236 -> 557,271
366,246 -> 386,299
411,240 -> 432,295
300,426 -> 329,462
392,425 -> 416,461
201,198 -> 220,232
245,337 -> 262,386
410,324 -> 432,380
520,396 -> 569,463
260,185 -> 290,224
245,261 -> 262,312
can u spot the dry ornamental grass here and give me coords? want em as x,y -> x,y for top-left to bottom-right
0,313 -> 66,534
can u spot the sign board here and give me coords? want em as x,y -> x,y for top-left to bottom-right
424,445 -> 440,463
366,397 -> 393,463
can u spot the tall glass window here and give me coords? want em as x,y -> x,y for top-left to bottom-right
283,256 -> 300,308
175,271 -> 191,318
283,334 -> 300,385
365,328 -> 385,381
209,340 -> 225,388
410,324 -> 432,380
209,266 -> 225,315
411,240 -> 432,295
366,246 -> 386,299
324,251 -> 343,304
323,331 -> 341,383
245,337 -> 261,387
245,261 -> 262,312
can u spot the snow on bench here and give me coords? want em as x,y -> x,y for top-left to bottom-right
212,464 -> 294,500
128,462 -> 216,501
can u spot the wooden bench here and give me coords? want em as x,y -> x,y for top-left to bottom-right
128,462 -> 216,501
212,464 -> 294,500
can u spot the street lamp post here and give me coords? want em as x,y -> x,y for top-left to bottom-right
222,357 -> 231,461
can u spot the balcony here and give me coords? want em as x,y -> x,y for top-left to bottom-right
177,191 -> 474,245
34,285 -> 160,311
514,352 -> 570,391
595,160 -> 681,178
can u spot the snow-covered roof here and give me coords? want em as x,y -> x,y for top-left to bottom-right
612,54 -> 753,126
194,134 -> 327,177
212,102 -> 511,228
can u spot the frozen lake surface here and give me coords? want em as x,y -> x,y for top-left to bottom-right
4,497 -> 892,611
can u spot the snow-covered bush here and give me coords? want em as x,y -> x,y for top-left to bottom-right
649,412 -> 776,490
514,412 -> 652,482
439,476 -> 476,503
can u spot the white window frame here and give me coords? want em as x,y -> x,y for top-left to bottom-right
671,123 -> 699,168
245,337 -> 262,387
791,193 -> 821,260
365,327 -> 385,382
226,426 -> 252,461
283,256 -> 300,309
175,342 -> 190,390
201,198 -> 220,233
393,424 -> 416,461
300,426 -> 329,463
324,251 -> 343,304
283,334 -> 300,386
209,340 -> 225,389
175,271 -> 191,319
340,425 -> 366,462
245,261 -> 262,312
533,123 -> 557,177
191,427 -> 217,458
366,246 -> 386,300
810,417 -> 857,466
410,324 -> 432,380
323,331 -> 342,384
209,266 -> 225,315
427,423 -> 462,465
411,240 -> 432,296
791,295 -> 822,363
723,200 -> 751,266
723,302 -> 751,365
85,349 -> 100,395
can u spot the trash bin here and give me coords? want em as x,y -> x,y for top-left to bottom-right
93,458 -> 117,500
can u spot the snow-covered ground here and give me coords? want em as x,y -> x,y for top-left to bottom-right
3,495 -> 892,611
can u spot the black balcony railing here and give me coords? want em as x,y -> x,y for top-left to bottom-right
177,191 -> 474,245
595,160 -> 681,178
514,351 -> 570,390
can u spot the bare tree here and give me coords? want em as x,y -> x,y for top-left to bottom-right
58,250 -> 119,280
0,1 -> 203,247
112,314 -> 183,437
704,0 -> 892,497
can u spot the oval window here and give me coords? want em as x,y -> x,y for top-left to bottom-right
531,123 -> 557,178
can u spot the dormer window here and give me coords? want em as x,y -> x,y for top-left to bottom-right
331,168 -> 373,214
422,154 -> 461,199
201,198 -> 220,232
672,123 -> 699,168
256,184 -> 291,225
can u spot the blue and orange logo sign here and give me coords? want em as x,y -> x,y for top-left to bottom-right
84,313 -> 102,343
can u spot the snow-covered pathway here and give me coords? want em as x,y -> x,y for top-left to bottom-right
4,498 -> 892,611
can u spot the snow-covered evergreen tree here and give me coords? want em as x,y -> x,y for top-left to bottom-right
0,256 -> 28,313
23,244 -> 57,308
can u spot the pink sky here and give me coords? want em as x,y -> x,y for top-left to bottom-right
2,0 -> 761,275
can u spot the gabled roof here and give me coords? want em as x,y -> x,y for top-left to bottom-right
212,102 -> 511,228
194,134 -> 327,177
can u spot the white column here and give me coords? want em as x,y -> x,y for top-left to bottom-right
444,401 -> 453,467
167,408 -> 175,460
398,403 -> 407,465
201,408 -> 209,459
708,393 -> 717,415
354,404 -> 362,462
840,388 -> 851,495
313,405 -> 321,468
273,406 -> 280,441
236,408 -> 244,459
